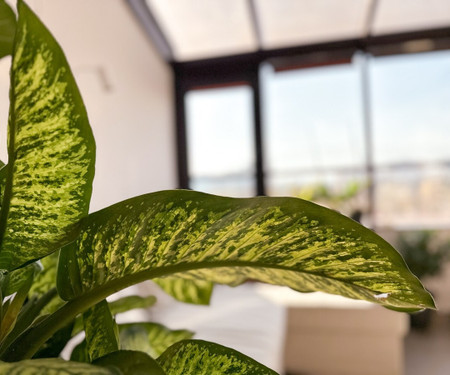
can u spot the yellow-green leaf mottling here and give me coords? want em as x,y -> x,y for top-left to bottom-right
119,322 -> 194,358
59,190 -> 434,312
154,278 -> 213,305
0,2 -> 95,271
157,340 -> 277,375
83,300 -> 118,362
0,358 -> 117,374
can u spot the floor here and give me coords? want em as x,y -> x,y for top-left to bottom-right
405,312 -> 450,375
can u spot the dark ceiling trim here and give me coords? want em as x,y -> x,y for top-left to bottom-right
172,25 -> 450,85
125,0 -> 174,61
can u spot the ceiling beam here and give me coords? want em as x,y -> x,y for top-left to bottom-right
125,0 -> 174,62
364,0 -> 379,37
247,0 -> 263,50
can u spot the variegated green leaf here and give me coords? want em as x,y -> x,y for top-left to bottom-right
157,340 -> 277,375
0,288 -> 57,357
0,358 -> 120,374
0,0 -> 16,59
7,191 -> 435,361
83,300 -> 119,362
0,162 -> 7,213
71,340 -> 89,363
1,262 -> 39,297
154,278 -> 213,305
0,0 -> 95,271
58,190 -> 434,311
72,295 -> 157,337
29,252 -> 64,315
0,264 -> 34,340
72,322 -> 192,363
109,295 -> 157,316
29,253 -> 57,297
119,322 -> 194,358
0,254 -> 63,356
93,350 -> 165,375
0,253 -> 62,355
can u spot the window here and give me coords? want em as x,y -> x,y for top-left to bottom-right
180,49 -> 450,230
370,50 -> 450,228
185,85 -> 255,197
262,60 -> 369,222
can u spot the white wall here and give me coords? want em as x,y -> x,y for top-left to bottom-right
0,0 -> 176,212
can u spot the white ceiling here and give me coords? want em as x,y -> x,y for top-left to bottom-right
145,0 -> 450,61
372,0 -> 450,35
147,0 -> 256,60
255,0 -> 371,49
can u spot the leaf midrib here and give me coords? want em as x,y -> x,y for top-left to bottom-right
1,259 -> 426,361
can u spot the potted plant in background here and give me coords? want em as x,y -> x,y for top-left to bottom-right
0,1 -> 435,373
397,230 -> 449,329
295,180 -> 366,223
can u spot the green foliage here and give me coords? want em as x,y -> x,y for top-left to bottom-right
119,323 -> 194,358
72,295 -> 157,337
0,0 -> 95,271
397,230 -> 450,280
0,358 -> 120,374
55,191 -> 432,312
109,295 -> 157,315
0,0 -> 435,373
83,300 -> 119,362
296,180 -> 365,219
93,350 -> 165,375
0,0 -> 16,59
296,181 -> 363,206
72,320 -> 193,363
157,340 -> 278,375
154,278 -> 213,305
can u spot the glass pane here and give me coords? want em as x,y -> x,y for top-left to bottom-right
186,85 -> 255,197
370,50 -> 450,228
262,60 -> 368,220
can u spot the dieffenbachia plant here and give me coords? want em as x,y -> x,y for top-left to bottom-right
0,0 -> 435,373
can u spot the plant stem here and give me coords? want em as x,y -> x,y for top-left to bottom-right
0,277 -> 126,361
1,266 -> 175,361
